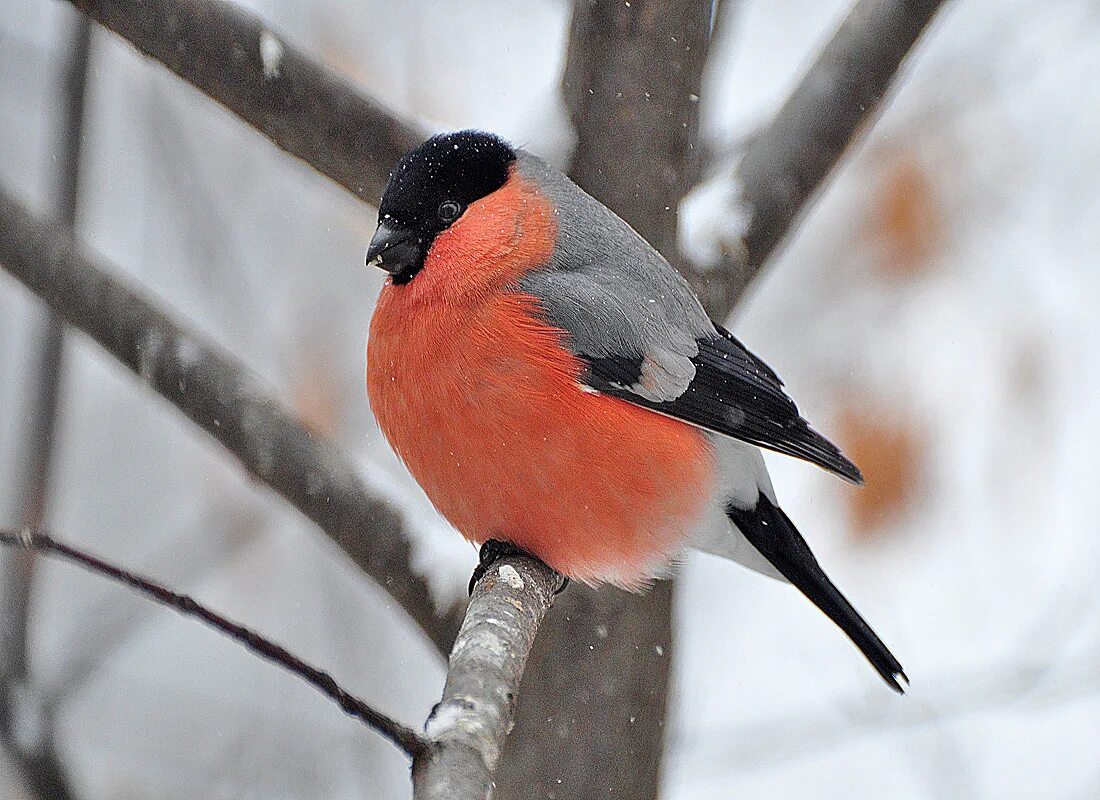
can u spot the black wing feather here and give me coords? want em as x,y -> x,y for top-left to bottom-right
581,329 -> 864,485
726,495 -> 905,691
712,322 -> 784,386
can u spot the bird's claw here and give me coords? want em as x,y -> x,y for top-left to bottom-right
469,539 -> 527,594
468,539 -> 570,596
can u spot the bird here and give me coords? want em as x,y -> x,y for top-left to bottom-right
364,129 -> 906,692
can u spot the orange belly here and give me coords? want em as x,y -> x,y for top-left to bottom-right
367,289 -> 715,588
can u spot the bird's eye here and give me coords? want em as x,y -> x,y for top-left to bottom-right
438,200 -> 462,222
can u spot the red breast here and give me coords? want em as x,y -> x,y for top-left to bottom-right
367,168 -> 715,588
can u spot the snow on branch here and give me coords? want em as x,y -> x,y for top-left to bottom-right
66,0 -> 427,203
413,554 -> 566,800
0,186 -> 463,655
686,0 -> 951,312
0,528 -> 428,759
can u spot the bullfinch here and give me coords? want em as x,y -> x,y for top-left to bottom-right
365,130 -> 906,692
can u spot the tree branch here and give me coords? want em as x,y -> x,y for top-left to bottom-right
0,186 -> 464,654
0,14 -> 92,800
51,504 -> 264,705
413,556 -> 565,800
0,528 -> 428,760
66,0 -> 427,203
687,0 -> 950,312
562,0 -> 712,259
0,526 -> 567,794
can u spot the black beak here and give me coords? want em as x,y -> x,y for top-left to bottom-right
366,222 -> 422,278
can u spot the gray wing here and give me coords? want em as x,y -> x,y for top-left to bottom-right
514,151 -> 862,484
516,261 -> 709,402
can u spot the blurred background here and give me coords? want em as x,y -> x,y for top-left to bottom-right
2,0 -> 1099,798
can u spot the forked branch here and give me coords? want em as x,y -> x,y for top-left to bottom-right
687,0 -> 951,311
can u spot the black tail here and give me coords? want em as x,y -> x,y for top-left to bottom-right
726,496 -> 907,693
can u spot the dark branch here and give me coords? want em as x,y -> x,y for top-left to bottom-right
562,0 -> 713,258
52,503 -> 266,704
0,186 -> 464,654
689,0 -> 950,312
413,554 -> 566,800
0,529 -> 428,760
1,2 -> 92,691
67,0 -> 426,202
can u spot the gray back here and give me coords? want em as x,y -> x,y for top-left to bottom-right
514,151 -> 715,398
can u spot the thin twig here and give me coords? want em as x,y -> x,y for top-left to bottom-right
0,6 -> 92,690
0,186 -> 464,654
413,555 -> 566,799
66,0 -> 426,203
687,0 -> 951,312
0,529 -> 427,760
52,501 -> 265,702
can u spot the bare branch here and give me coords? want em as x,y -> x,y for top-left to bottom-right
0,529 -> 428,760
66,0 -> 427,202
0,186 -> 464,654
1,4 -> 91,690
413,556 -> 566,800
688,0 -> 951,312
0,15 -> 92,800
562,0 -> 713,258
52,502 -> 264,702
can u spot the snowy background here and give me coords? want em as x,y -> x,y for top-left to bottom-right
2,0 -> 1099,798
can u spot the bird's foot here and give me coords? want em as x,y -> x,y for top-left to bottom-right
469,539 -> 529,594
468,539 -> 570,596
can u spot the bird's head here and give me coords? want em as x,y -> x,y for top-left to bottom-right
366,130 -> 518,285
